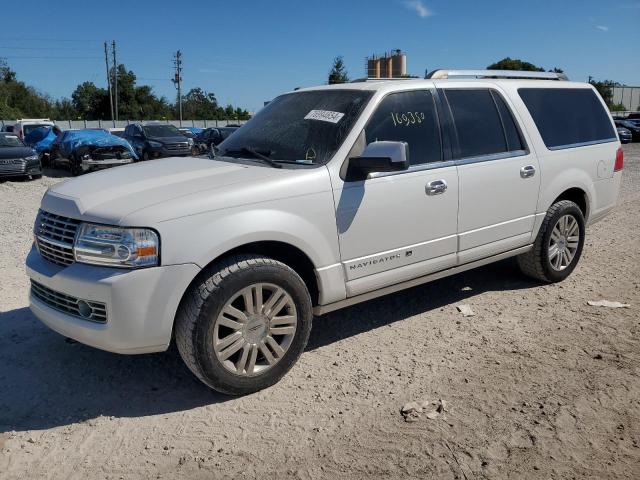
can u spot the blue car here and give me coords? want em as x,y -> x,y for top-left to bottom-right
24,126 -> 62,165
49,129 -> 138,176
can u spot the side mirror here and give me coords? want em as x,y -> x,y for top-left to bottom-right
348,141 -> 410,176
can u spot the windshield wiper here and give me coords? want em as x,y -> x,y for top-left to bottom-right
220,147 -> 282,169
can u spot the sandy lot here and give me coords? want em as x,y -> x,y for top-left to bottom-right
1,145 -> 639,479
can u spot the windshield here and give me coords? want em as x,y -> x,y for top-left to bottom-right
143,125 -> 181,137
0,134 -> 24,147
218,90 -> 373,164
23,124 -> 52,136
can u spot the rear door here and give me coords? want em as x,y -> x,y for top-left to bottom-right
440,87 -> 540,264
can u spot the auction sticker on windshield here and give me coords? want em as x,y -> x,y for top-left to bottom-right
304,110 -> 345,124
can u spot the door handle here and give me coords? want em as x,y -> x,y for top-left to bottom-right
520,165 -> 536,178
426,179 -> 447,195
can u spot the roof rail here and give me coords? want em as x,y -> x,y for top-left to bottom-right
426,69 -> 569,81
350,77 -> 419,83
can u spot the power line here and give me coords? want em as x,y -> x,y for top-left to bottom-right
104,42 -> 114,125
1,55 -> 101,60
172,50 -> 183,126
112,41 -> 118,121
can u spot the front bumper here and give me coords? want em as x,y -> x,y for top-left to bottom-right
26,246 -> 200,354
81,157 -> 134,171
0,159 -> 41,177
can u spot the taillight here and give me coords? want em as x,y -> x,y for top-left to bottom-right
614,147 -> 624,172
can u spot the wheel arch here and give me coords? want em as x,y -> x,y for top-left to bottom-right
551,187 -> 590,220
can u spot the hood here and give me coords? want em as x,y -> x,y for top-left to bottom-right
0,146 -> 36,159
62,130 -> 138,159
40,157 -> 288,224
148,135 -> 189,144
25,126 -> 57,153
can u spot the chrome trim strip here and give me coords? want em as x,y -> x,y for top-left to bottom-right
547,138 -> 618,151
454,149 -> 528,166
313,245 -> 532,315
369,160 -> 456,178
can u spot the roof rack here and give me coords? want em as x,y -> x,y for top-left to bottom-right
426,69 -> 569,81
350,77 -> 419,83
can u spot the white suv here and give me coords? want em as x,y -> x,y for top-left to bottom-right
26,70 -> 623,395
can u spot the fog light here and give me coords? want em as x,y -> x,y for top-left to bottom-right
77,300 -> 92,318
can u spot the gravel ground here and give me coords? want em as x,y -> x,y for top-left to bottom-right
1,145 -> 639,479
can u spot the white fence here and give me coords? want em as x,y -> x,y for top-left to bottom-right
612,86 -> 640,112
0,119 -> 248,130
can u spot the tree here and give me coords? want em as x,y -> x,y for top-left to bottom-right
487,57 -> 545,72
328,56 -> 349,84
588,78 -> 619,108
181,88 -> 219,119
71,82 -> 108,120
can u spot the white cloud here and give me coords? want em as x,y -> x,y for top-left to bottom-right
403,0 -> 432,18
596,25 -> 609,31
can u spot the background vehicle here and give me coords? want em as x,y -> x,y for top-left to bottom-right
0,132 -> 41,179
123,123 -> 191,160
9,119 -> 56,141
617,127 -> 632,143
195,126 -> 239,153
26,70 -> 622,395
178,127 -> 202,155
24,125 -> 62,165
49,129 -> 137,175
108,127 -> 125,138
614,119 -> 640,141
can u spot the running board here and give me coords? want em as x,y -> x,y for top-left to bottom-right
313,245 -> 532,316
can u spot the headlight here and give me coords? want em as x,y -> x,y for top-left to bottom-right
25,154 -> 39,161
74,223 -> 159,268
187,138 -> 194,146
148,141 -> 163,148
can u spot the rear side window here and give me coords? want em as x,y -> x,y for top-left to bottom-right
445,89 -> 524,159
518,88 -> 616,149
365,90 -> 442,165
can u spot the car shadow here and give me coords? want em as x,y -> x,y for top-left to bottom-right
306,258 -> 539,351
0,258 -> 539,433
0,308 -> 225,433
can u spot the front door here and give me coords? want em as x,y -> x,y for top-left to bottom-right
334,90 -> 459,297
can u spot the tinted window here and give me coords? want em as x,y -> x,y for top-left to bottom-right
219,90 -> 372,164
445,89 -> 507,158
492,91 -> 525,152
518,88 -> 616,149
364,90 -> 441,165
143,125 -> 181,137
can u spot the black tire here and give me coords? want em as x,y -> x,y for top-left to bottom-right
517,200 -> 585,283
175,254 -> 313,395
70,154 -> 82,176
142,151 -> 151,161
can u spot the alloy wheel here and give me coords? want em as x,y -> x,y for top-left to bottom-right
213,283 -> 298,376
548,214 -> 580,271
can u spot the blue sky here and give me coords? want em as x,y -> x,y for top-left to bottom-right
1,0 -> 639,113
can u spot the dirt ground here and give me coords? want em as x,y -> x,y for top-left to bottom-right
1,144 -> 639,480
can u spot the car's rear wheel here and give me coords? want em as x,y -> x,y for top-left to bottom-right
70,154 -> 82,176
175,254 -> 313,395
517,200 -> 585,282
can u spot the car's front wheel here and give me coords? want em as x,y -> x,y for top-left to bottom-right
175,255 -> 313,395
517,200 -> 585,282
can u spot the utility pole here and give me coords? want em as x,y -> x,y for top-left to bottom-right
112,40 -> 118,121
104,42 -> 114,125
172,50 -> 183,126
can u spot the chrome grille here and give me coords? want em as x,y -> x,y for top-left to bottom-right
165,142 -> 189,151
0,159 -> 26,174
30,280 -> 107,323
34,210 -> 80,266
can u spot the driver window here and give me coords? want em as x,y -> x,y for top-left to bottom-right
364,90 -> 442,165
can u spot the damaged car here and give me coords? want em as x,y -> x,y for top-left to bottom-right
49,129 -> 138,175
24,125 -> 62,166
